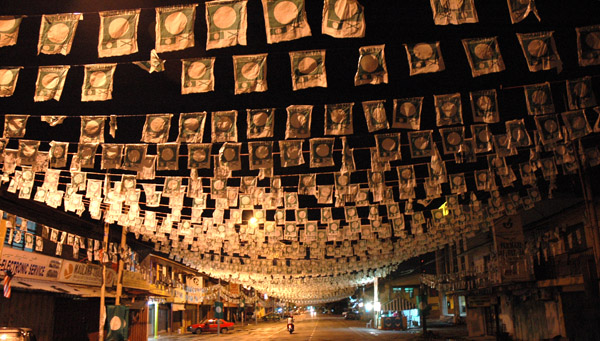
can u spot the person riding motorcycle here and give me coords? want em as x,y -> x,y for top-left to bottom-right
287,315 -> 294,334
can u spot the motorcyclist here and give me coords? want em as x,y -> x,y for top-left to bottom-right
287,314 -> 294,333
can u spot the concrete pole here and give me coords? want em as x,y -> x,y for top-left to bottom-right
98,222 -> 110,341
115,225 -> 127,306
373,277 -> 379,328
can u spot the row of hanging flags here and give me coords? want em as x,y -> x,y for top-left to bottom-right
3,26 -> 600,99
0,0 -> 549,54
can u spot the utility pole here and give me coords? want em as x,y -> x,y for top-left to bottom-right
98,222 -> 110,341
115,225 -> 127,306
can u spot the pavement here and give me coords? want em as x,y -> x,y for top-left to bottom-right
149,315 -> 469,340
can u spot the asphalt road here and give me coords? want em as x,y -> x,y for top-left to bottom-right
149,315 -> 467,340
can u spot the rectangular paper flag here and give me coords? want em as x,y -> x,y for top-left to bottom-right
247,108 -> 274,139
81,64 -> 116,102
0,67 -> 21,97
155,4 -> 197,53
34,66 -> 70,102
434,93 -> 463,126
262,0 -> 311,44
322,0 -> 365,38
507,0 -> 540,24
98,9 -> 140,58
181,58 -> 215,94
576,25 -> 600,67
324,103 -> 353,135
462,37 -> 505,77
38,13 -> 82,55
206,0 -> 248,50
233,53 -> 267,94
178,112 -> 206,143
430,0 -> 478,25
0,16 -> 23,47
404,42 -> 445,75
286,105 -> 312,139
393,97 -> 423,130
470,89 -> 499,123
289,50 -> 327,90
355,45 -> 388,86
516,31 -> 562,72
212,110 -> 238,142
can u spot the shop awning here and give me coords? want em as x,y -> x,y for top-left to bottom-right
12,277 -> 116,297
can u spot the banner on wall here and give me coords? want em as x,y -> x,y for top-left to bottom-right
0,247 -> 62,281
492,214 -> 532,282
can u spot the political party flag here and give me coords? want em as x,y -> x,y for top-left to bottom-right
262,0 -> 311,44
0,67 -> 22,97
80,116 -> 106,143
98,9 -> 140,57
576,25 -> 600,67
470,89 -> 499,123
178,112 -> 207,143
374,133 -> 401,161
524,82 -> 554,115
285,105 -> 312,138
142,114 -> 172,143
407,130 -> 433,158
534,115 -> 561,145
105,305 -> 129,340
155,4 -> 197,53
0,16 -> 23,47
233,53 -> 267,94
430,0 -> 478,25
289,50 -> 327,90
3,115 -> 28,138
34,65 -> 70,102
566,76 -> 596,110
310,138 -> 335,168
392,97 -> 423,130
362,100 -> 388,132
206,0 -> 248,50
157,143 -> 180,171
506,0 -> 540,24
355,44 -> 387,86
181,58 -> 215,94
38,13 -> 82,55
101,144 -> 123,170
249,141 -> 273,170
81,64 -> 117,102
212,110 -> 238,142
279,140 -> 304,167
562,110 -> 591,140
122,144 -> 147,171
404,42 -> 445,75
188,143 -> 212,169
462,37 -> 505,77
247,108 -> 274,139
516,31 -> 562,72
322,0 -> 365,38
505,119 -> 531,148
439,126 -> 464,154
471,124 -> 492,153
324,103 -> 353,135
434,93 -> 463,126
218,142 -> 241,171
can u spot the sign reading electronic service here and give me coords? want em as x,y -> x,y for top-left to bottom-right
0,247 -> 62,280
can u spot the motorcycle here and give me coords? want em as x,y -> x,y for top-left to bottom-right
287,322 -> 294,334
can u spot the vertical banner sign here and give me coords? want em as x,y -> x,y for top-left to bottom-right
37,13 -> 82,55
155,4 -> 198,53
105,305 -> 129,340
98,9 -> 140,58
215,301 -> 224,319
0,16 -> 23,47
81,64 -> 117,102
206,0 -> 248,50
34,66 -> 70,102
492,214 -> 532,282
322,0 -> 365,38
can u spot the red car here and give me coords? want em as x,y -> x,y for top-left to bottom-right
187,319 -> 234,334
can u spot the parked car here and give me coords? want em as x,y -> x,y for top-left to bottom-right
0,327 -> 36,341
262,313 -> 281,322
187,319 -> 234,334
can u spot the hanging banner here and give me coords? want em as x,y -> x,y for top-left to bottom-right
157,143 -> 180,171
37,13 -> 82,55
322,0 -> 365,38
524,82 -> 554,115
516,31 -> 562,72
404,41 -> 445,76
492,214 -> 532,282
392,97 -> 422,130
279,140 -> 304,167
3,115 -> 28,138
247,108 -> 275,139
249,141 -> 273,170
566,76 -> 597,110
178,112 -> 207,143
0,67 -> 22,97
355,44 -> 388,86
470,89 -> 499,123
81,63 -> 117,102
181,58 -> 215,94
188,143 -> 212,169
206,0 -> 248,50
462,37 -> 505,77
212,110 -> 238,142
374,133 -> 401,161
362,100 -> 388,132
98,9 -> 140,58
34,65 -> 70,102
285,105 -> 312,138
407,130 -> 433,158
310,138 -> 335,168
261,0 -> 311,44
434,93 -> 463,126
233,53 -> 267,94
155,4 -> 198,53
289,50 -> 327,90
576,25 -> 600,67
80,116 -> 106,143
142,114 -> 172,143
105,305 -> 129,340
507,0 -> 540,24
0,16 -> 23,47
430,0 -> 478,25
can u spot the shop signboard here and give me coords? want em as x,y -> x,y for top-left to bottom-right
57,259 -> 116,287
0,247 -> 62,281
492,214 -> 532,282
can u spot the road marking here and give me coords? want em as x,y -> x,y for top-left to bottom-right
308,318 -> 319,340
